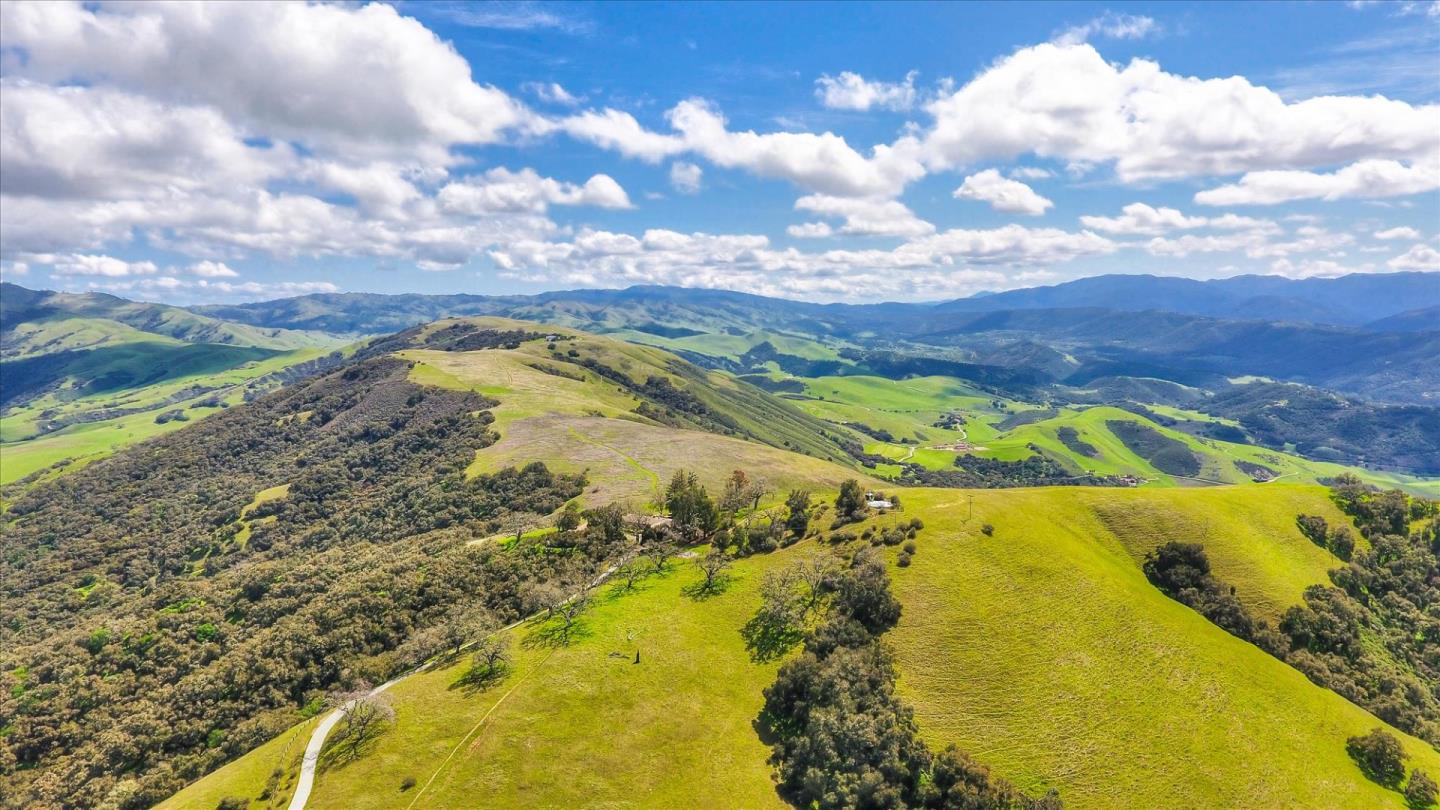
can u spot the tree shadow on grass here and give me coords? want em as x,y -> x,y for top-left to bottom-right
740,613 -> 803,663
448,663 -> 510,695
681,572 -> 734,601
601,577 -> 654,604
521,617 -> 593,649
317,723 -> 388,773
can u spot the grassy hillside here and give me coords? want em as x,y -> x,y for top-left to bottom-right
165,484 -> 1437,810
392,319 -> 863,506
1,283 -> 335,354
782,373 -> 1440,496
0,345 -> 336,487
0,286 -> 346,489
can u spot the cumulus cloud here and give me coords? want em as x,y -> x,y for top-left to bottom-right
1080,203 -> 1277,236
1267,257 -> 1373,279
437,167 -> 631,215
953,169 -> 1054,215
669,162 -> 703,194
0,82 -> 290,201
188,260 -> 239,278
1145,224 -> 1353,258
1374,226 -> 1422,240
815,70 -> 919,112
0,1 -> 537,166
794,195 -> 935,238
46,254 -> 160,277
787,222 -> 834,239
1194,157 -> 1440,205
920,43 -> 1440,184
1388,243 -> 1440,270
488,224 -> 1109,300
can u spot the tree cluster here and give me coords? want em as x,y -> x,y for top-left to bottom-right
0,357 -> 602,808
1143,478 -> 1440,747
758,548 -> 1061,809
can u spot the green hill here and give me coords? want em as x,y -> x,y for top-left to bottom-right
8,313 -> 1438,809
0,284 -> 345,488
165,485 -> 1437,810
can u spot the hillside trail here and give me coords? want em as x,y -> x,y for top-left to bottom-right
286,559 -> 624,810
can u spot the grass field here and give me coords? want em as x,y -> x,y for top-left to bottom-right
890,486 -> 1433,809
1,347 -> 332,487
399,323 -> 870,508
783,373 -> 1440,496
166,484 -> 1436,809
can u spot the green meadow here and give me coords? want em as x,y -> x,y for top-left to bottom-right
167,484 -> 1435,809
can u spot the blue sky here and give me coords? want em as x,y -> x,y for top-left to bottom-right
0,0 -> 1436,303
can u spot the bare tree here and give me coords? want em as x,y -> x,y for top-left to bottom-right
328,685 -> 395,760
469,636 -> 512,682
555,583 -> 592,643
693,551 -> 732,596
520,581 -> 567,620
642,537 -> 674,575
615,556 -> 648,590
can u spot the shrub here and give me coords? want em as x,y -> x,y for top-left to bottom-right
902,541 -> 917,554
1408,770 -> 1438,808
217,799 -> 247,810
897,552 -> 912,567
401,776 -> 417,792
981,523 -> 994,536
908,517 -> 924,530
1347,728 -> 1408,788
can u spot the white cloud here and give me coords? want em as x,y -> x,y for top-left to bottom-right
556,109 -> 687,162
921,43 -> 1440,184
525,81 -> 583,106
1080,203 -> 1277,236
0,1 -> 537,166
1195,157 -> 1440,205
188,260 -> 239,278
1054,12 -> 1160,46
1009,167 -> 1053,180
0,82 -> 290,201
787,222 -> 834,239
436,167 -> 631,215
1145,225 -> 1353,258
1388,243 -> 1440,270
815,70 -> 919,112
953,169 -> 1054,215
1267,257 -> 1373,279
561,99 -> 924,197
794,194 -> 934,238
664,99 -> 926,197
669,162 -> 703,195
48,254 -> 159,277
488,224 -> 1110,301
1374,226 -> 1422,240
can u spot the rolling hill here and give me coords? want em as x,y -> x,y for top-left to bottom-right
5,312 -> 1439,810
162,484 -> 1438,810
0,284 -> 344,488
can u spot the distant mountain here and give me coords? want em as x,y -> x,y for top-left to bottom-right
184,274 -> 1439,403
1365,305 -> 1440,333
934,272 -> 1440,325
1,282 -> 334,356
